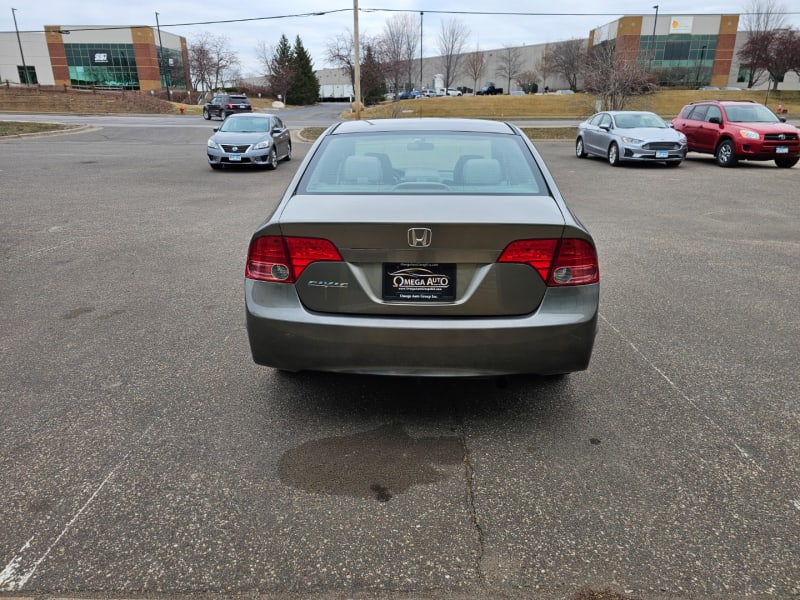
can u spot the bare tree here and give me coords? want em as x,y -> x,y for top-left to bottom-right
436,17 -> 471,89
463,46 -> 487,93
739,0 -> 788,87
189,32 -> 240,92
377,13 -> 419,96
550,38 -> 586,91
495,45 -> 523,93
582,38 -> 656,110
326,30 -> 358,92
516,70 -> 540,93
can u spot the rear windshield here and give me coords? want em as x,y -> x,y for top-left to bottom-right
296,130 -> 549,195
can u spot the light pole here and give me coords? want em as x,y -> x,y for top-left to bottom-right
11,8 -> 29,85
352,0 -> 361,119
155,12 -> 170,99
649,5 -> 659,72
419,12 -> 424,92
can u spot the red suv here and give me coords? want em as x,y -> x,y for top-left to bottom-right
671,100 -> 799,168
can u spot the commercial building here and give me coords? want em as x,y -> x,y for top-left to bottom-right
315,12 -> 798,97
0,24 -> 190,91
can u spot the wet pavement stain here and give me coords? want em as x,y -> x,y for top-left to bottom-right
278,423 -> 464,501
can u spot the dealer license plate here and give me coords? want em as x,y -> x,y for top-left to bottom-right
655,150 -> 669,158
229,153 -> 242,161
776,146 -> 788,154
382,263 -> 456,302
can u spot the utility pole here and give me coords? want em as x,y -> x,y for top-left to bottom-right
11,8 -> 29,85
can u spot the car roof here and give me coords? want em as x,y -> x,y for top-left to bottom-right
606,110 -> 658,115
226,112 -> 272,118
688,99 -> 757,106
328,118 -> 517,135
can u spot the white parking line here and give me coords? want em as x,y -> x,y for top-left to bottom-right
0,422 -> 155,591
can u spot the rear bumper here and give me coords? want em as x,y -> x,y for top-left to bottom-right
245,280 -> 599,377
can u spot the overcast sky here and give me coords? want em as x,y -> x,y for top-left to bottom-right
6,1 -> 800,75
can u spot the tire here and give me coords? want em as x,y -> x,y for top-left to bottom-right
284,142 -> 292,162
202,109 -> 210,120
665,160 -> 682,167
715,139 -> 737,167
266,147 -> 278,170
608,142 -> 621,166
576,137 -> 587,158
209,163 -> 222,170
775,156 -> 799,168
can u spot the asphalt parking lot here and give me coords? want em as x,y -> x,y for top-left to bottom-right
1,120 -> 798,599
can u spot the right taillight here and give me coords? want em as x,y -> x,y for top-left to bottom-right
246,236 -> 342,283
498,238 -> 598,286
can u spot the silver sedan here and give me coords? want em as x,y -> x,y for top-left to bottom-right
245,118 -> 599,377
206,113 -> 292,170
576,110 -> 687,166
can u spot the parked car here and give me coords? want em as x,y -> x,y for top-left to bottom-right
202,93 -> 252,120
476,83 -> 502,95
553,89 -> 575,95
446,88 -> 463,96
510,90 -> 526,96
206,113 -> 291,170
396,91 -> 412,100
245,118 -> 599,376
575,110 -> 687,167
671,99 -> 800,168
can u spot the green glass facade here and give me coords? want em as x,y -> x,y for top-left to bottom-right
639,34 -> 719,86
65,43 -> 139,89
156,46 -> 186,90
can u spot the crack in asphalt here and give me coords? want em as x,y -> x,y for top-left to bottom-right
458,422 -> 486,586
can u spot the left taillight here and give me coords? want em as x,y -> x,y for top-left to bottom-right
246,236 -> 342,283
498,238 -> 599,286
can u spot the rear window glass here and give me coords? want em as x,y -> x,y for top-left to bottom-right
296,131 -> 549,195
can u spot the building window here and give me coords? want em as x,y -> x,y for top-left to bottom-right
64,43 -> 140,89
17,65 -> 37,84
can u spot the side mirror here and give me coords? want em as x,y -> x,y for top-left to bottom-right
708,116 -> 722,125
213,127 -> 219,132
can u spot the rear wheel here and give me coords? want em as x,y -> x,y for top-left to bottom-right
221,110 -> 229,120
575,137 -> 587,158
715,140 -> 737,167
608,142 -> 620,166
284,143 -> 292,161
775,156 -> 799,168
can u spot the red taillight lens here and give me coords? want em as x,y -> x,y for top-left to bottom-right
246,236 -> 342,283
498,238 -> 598,286
498,239 -> 558,281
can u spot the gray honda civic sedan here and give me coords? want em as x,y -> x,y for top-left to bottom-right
245,118 -> 599,376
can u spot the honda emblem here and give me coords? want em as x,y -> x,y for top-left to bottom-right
408,228 -> 432,247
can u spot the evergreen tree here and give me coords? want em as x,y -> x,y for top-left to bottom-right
268,34 -> 295,104
360,43 -> 387,106
288,36 -> 320,105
